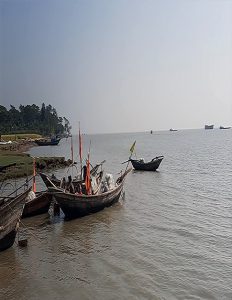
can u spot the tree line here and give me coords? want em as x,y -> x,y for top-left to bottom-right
0,103 -> 71,136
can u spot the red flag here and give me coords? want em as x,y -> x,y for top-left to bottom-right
32,158 -> 36,192
85,154 -> 91,195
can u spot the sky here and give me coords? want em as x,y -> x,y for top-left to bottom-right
1,0 -> 232,133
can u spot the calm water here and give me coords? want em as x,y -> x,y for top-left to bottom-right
0,129 -> 232,300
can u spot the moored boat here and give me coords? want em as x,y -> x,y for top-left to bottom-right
22,191 -> 53,218
169,128 -> 178,132
219,126 -> 231,130
0,188 -> 31,251
44,168 -> 131,219
128,156 -> 164,171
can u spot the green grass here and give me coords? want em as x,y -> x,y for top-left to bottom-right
0,151 -> 33,180
0,151 -> 70,180
1,133 -> 42,142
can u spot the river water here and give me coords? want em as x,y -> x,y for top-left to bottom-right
0,129 -> 231,299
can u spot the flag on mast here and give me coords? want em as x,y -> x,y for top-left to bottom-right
130,140 -> 136,155
85,153 -> 91,195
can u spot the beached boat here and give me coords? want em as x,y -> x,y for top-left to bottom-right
219,126 -> 231,130
205,125 -> 214,129
22,191 -> 53,218
0,188 -> 31,251
44,168 -> 131,219
35,137 -> 61,146
127,156 -> 164,171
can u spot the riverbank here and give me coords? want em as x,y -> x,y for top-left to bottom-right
0,136 -> 73,180
0,150 -> 73,180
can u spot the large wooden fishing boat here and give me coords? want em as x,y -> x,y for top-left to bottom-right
0,188 -> 31,251
44,168 -> 131,219
128,156 -> 164,171
22,191 -> 53,218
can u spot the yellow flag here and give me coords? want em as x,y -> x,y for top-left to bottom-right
130,140 -> 136,154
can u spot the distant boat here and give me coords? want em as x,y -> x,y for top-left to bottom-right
169,128 -> 178,132
35,137 -> 61,146
205,125 -> 214,130
219,126 -> 231,130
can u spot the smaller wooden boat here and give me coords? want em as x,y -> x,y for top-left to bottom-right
169,128 -> 177,132
44,168 -> 131,219
40,160 -> 106,189
219,126 -> 231,130
35,137 -> 61,146
22,191 -> 53,218
0,188 -> 31,251
127,156 -> 164,171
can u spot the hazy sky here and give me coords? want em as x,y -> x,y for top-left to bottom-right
1,0 -> 232,133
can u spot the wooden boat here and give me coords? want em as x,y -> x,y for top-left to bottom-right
205,124 -> 214,129
219,126 -> 231,130
22,191 -> 53,218
169,128 -> 177,131
128,156 -> 164,171
40,160 -> 106,189
40,172 -> 83,189
35,137 -> 61,146
44,168 -> 131,219
0,188 -> 31,251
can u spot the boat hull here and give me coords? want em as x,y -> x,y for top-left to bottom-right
22,192 -> 52,218
0,189 -> 30,251
130,157 -> 163,171
50,183 -> 124,219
